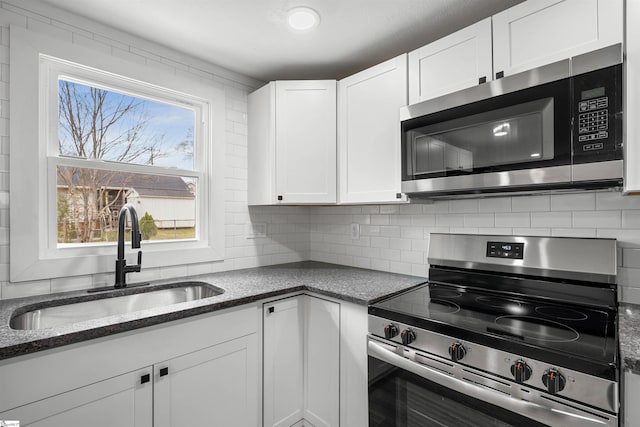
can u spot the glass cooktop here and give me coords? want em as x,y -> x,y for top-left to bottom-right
371,283 -> 616,366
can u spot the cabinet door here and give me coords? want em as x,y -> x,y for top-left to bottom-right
624,370 -> 640,426
275,81 -> 337,204
493,0 -> 623,78
0,368 -> 152,427
304,296 -> 340,427
408,18 -> 492,104
338,54 -> 407,204
154,334 -> 258,427
263,297 -> 304,427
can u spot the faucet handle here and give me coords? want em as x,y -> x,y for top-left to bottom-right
136,250 -> 142,268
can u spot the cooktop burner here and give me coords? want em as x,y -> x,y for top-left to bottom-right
371,283 -> 616,366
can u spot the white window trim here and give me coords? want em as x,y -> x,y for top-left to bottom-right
9,26 -> 225,282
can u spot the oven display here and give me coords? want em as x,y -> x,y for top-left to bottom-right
486,241 -> 524,259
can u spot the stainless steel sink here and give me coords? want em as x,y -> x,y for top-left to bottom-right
10,282 -> 224,330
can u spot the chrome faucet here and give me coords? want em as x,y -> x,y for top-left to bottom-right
114,204 -> 142,288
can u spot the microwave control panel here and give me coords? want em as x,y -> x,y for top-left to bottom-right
572,64 -> 622,161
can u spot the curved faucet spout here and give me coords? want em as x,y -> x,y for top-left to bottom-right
115,204 -> 143,288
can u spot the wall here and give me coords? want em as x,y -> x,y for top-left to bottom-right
309,191 -> 640,304
0,1 -> 310,299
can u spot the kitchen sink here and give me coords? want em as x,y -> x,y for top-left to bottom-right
10,282 -> 224,330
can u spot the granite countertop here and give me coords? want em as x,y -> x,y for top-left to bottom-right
0,261 -> 426,361
619,303 -> 640,374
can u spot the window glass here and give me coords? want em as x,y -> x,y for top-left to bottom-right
58,79 -> 195,170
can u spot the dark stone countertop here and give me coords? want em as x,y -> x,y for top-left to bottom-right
0,261 -> 426,361
619,303 -> 640,374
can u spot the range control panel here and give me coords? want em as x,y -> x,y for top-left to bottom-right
486,241 -> 524,259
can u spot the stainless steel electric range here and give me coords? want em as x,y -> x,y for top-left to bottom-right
368,233 -> 619,427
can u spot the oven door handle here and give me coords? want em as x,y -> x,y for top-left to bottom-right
368,339 -> 613,427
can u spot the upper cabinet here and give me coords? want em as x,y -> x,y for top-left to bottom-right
338,54 -> 408,204
408,0 -> 623,105
248,80 -> 337,205
408,18 -> 492,105
493,0 -> 623,79
624,0 -> 640,194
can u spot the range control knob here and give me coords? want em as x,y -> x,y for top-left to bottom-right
541,368 -> 566,394
510,360 -> 532,384
384,324 -> 399,339
448,342 -> 466,362
400,329 -> 416,345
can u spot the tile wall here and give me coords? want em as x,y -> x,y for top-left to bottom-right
309,191 -> 640,304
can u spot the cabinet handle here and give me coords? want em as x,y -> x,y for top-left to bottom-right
396,193 -> 403,199
478,76 -> 487,84
277,195 -> 283,201
496,71 -> 504,79
268,306 -> 275,314
141,373 -> 151,384
160,367 -> 169,377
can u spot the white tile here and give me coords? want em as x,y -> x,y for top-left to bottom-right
478,197 -> 511,213
495,213 -> 530,228
411,239 -> 429,252
370,237 -> 390,248
449,199 -> 478,213
380,205 -> 400,214
389,238 -> 412,251
401,227 -> 424,239
550,193 -> 596,211
410,214 -> 436,226
622,211 -> 640,229
551,228 -> 596,238
389,261 -> 413,275
619,286 -> 640,304
477,228 -> 513,235
371,215 -> 390,225
411,263 -> 429,277
360,225 -> 380,236
531,212 -> 572,228
401,250 -> 424,264
512,195 -> 550,212
423,201 -> 449,214
596,229 -> 640,247
572,211 -> 621,229
436,214 -> 464,227
2,280 -> 50,299
619,267 -> 640,287
596,191 -> 640,210
379,248 -> 401,261
379,226 -> 401,238
51,276 -> 91,293
370,258 -> 390,272
389,215 -> 411,226
399,204 -> 424,214
463,214 -> 494,228
512,228 -> 551,236
450,227 -> 477,234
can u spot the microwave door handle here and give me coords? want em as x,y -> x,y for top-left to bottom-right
367,339 -> 612,427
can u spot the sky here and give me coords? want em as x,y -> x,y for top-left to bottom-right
58,79 -> 195,171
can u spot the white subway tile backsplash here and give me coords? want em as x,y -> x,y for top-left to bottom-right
550,193 -> 595,211
622,248 -> 640,268
463,213 -> 494,228
531,211 -> 572,228
478,197 -> 511,213
495,212 -> 530,228
573,211 -> 621,229
436,213 -> 464,227
551,228 -> 596,238
423,201 -> 449,214
512,228 -> 551,236
511,195 -> 550,212
449,199 -> 478,213
410,214 -> 436,226
596,191 -> 640,210
622,210 -> 640,229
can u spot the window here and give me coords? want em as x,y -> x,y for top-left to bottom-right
10,27 -> 225,282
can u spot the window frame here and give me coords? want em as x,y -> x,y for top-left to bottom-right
10,26 -> 225,283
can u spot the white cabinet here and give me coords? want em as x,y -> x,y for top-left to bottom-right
154,335 -> 258,427
492,0 -> 623,78
408,18 -> 492,104
338,54 -> 408,204
0,305 -> 259,427
623,370 -> 640,426
248,80 -> 337,205
303,296 -> 340,427
263,295 -> 341,427
263,296 -> 305,427
624,0 -> 640,194
0,368 -> 153,427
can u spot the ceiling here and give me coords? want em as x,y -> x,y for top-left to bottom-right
38,0 -> 525,82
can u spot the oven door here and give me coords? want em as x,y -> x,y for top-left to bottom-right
367,337 -> 617,427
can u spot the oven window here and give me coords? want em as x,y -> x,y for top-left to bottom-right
369,356 -> 548,427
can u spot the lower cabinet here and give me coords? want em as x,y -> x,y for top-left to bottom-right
0,368 -> 153,426
263,295 -> 341,427
0,305 -> 259,427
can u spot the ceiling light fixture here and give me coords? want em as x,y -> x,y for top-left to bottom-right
287,7 -> 320,31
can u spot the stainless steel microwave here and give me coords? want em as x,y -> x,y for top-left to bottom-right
400,44 -> 623,197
